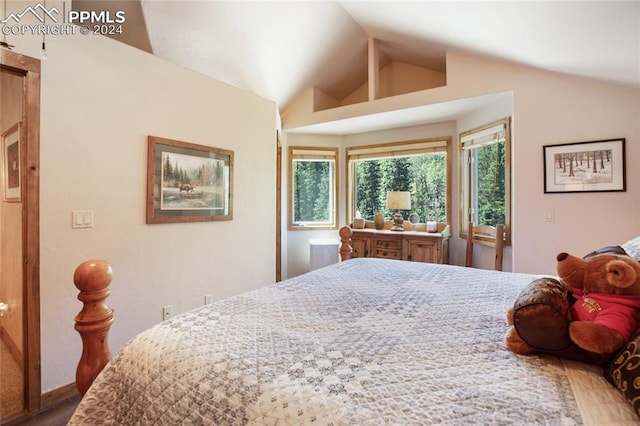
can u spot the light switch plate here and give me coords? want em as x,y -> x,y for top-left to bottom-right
545,209 -> 555,222
72,210 -> 93,228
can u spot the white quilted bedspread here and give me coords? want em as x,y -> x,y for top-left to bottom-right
69,258 -> 637,425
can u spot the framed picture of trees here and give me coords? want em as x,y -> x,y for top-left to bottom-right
543,138 -> 625,193
146,136 -> 233,223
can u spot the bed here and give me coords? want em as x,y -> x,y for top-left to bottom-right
68,229 -> 640,425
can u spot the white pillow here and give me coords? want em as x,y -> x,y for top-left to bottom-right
621,236 -> 640,260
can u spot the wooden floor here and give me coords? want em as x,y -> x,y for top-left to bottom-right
6,396 -> 79,426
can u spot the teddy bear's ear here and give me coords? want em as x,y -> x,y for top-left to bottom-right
606,259 -> 638,288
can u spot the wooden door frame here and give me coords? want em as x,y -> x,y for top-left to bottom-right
275,130 -> 281,282
1,48 -> 41,416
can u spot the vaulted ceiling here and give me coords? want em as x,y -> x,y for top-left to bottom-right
76,0 -> 640,114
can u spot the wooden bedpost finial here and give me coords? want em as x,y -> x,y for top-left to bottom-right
73,259 -> 114,397
339,225 -> 353,261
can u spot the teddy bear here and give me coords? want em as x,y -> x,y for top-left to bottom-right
505,251 -> 640,364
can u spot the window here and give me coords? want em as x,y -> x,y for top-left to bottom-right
288,146 -> 338,230
460,118 -> 511,243
346,138 -> 451,224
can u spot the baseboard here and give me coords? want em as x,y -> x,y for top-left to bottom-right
0,325 -> 23,370
41,382 -> 79,409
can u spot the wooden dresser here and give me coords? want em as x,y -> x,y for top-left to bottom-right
349,225 -> 450,264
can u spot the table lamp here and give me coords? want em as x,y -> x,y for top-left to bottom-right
386,191 -> 411,231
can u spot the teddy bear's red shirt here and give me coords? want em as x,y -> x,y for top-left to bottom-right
571,288 -> 640,341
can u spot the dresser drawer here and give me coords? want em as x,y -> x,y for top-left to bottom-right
375,237 -> 402,250
374,248 -> 402,260
374,235 -> 403,260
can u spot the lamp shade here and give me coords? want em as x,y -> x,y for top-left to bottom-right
386,191 -> 411,210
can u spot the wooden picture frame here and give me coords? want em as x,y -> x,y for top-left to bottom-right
543,138 -> 625,193
2,122 -> 21,202
146,136 -> 233,224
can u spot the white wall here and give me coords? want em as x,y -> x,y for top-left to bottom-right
283,50 -> 640,277
11,27 -> 276,392
510,74 -> 639,273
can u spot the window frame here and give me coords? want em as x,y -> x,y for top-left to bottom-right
288,146 -> 338,231
459,117 -> 511,245
346,137 -> 452,225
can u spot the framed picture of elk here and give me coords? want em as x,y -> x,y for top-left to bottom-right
2,122 -> 21,202
146,135 -> 233,223
543,138 -> 625,193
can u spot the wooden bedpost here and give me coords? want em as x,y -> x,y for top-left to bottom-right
339,225 -> 354,261
73,259 -> 114,397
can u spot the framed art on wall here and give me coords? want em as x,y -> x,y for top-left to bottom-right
2,122 -> 21,202
543,138 -> 625,193
146,135 -> 233,224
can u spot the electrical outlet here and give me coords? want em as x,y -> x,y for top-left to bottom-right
163,305 -> 173,321
204,294 -> 213,305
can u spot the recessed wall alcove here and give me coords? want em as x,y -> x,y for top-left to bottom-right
313,38 -> 447,112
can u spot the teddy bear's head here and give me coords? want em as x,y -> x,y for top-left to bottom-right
556,252 -> 640,295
